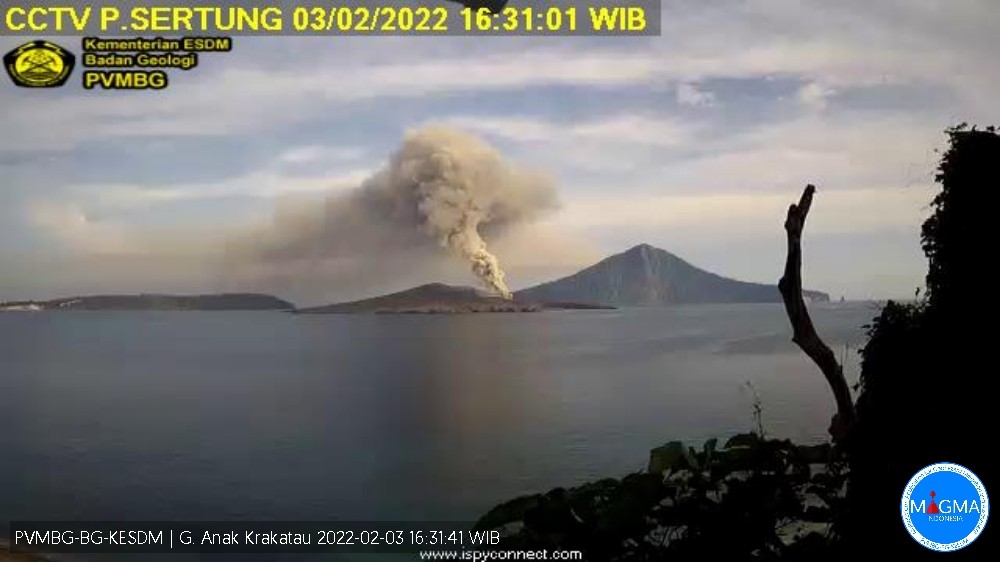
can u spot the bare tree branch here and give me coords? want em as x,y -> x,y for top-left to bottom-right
779,185 -> 855,443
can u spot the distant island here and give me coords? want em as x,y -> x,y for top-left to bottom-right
0,244 -> 830,313
0,293 -> 294,312
516,244 -> 830,306
295,283 -> 614,314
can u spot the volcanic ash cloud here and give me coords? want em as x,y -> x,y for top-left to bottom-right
360,126 -> 558,298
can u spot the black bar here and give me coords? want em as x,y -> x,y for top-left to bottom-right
8,521 -> 492,554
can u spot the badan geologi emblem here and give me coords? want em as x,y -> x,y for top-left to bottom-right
4,40 -> 76,88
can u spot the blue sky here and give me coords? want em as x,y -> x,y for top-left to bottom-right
2,0 -> 998,305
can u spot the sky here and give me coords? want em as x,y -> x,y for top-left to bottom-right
2,0 -> 999,306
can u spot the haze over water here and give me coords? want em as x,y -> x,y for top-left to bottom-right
1,303 -> 873,526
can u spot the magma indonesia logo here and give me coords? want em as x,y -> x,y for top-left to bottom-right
902,463 -> 990,552
4,40 -> 75,88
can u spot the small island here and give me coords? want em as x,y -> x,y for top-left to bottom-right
0,293 -> 295,312
294,283 -> 615,314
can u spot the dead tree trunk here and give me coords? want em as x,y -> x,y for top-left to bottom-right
779,185 -> 855,443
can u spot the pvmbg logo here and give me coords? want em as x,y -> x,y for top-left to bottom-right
902,463 -> 989,552
3,40 -> 75,88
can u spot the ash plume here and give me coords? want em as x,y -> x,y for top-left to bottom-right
240,126 -> 559,299
371,127 -> 545,297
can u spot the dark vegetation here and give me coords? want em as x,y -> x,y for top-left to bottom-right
475,126 -> 998,560
841,125 -> 997,560
476,434 -> 846,560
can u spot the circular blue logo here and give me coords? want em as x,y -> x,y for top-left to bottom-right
901,463 -> 989,551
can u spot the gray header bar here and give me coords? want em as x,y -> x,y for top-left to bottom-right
1,0 -> 662,36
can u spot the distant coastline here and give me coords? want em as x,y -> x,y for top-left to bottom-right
1,243 -> 841,314
0,294 -> 294,312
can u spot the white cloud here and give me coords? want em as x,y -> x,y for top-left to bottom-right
5,0 -> 998,300
431,117 -> 555,144
5,0 -> 999,149
797,81 -> 836,111
432,113 -> 697,174
676,82 -> 717,107
428,110 -> 943,197
94,168 -> 372,208
556,186 -> 935,235
28,203 -> 139,256
569,115 -> 691,147
60,146 -> 375,211
276,145 -> 366,165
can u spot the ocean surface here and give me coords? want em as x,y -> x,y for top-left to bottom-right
0,303 -> 876,530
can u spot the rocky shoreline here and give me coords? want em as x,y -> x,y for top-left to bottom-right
474,433 -> 846,559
